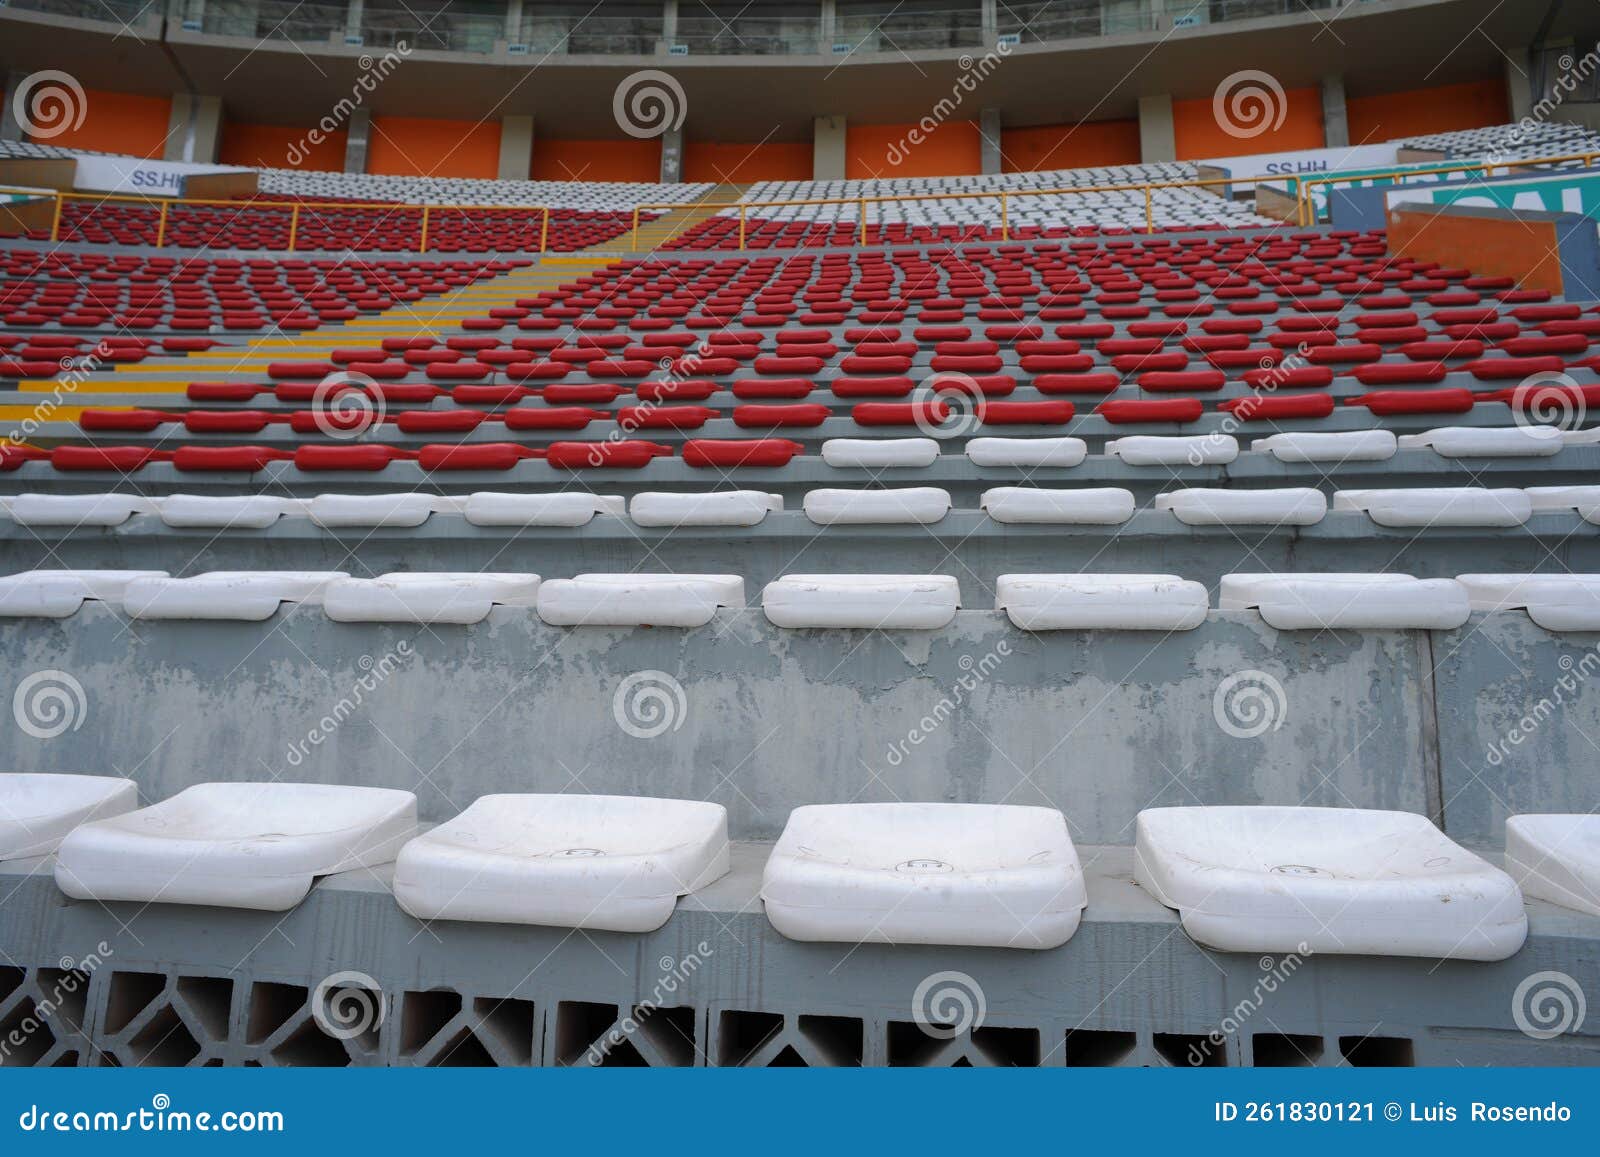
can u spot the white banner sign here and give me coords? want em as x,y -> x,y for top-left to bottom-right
1199,144 -> 1401,191
71,156 -> 251,198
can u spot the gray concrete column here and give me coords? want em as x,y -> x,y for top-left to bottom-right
1137,93 -> 1175,163
819,0 -> 836,49
498,115 -> 533,180
344,108 -> 371,174
981,0 -> 997,44
163,94 -> 192,162
1320,74 -> 1349,150
662,0 -> 678,43
344,0 -> 365,43
504,0 -> 524,42
979,108 -> 1002,175
1,72 -> 29,142
1505,45 -> 1533,122
659,126 -> 683,183
814,115 -> 846,180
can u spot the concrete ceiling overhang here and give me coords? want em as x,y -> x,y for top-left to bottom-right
0,0 -> 1567,140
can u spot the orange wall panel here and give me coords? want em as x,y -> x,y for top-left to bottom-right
1173,86 -> 1324,161
684,141 -> 813,183
220,123 -> 347,171
21,88 -> 171,159
1347,79 -> 1509,145
531,139 -> 662,183
1000,120 -> 1141,172
847,121 -> 982,179
368,117 -> 500,179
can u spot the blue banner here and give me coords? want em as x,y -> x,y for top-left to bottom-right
0,1069 -> 1590,1153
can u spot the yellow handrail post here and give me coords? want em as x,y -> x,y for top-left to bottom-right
631,206 -> 640,251
1143,186 -> 1153,234
49,194 -> 63,242
419,206 -> 430,254
859,198 -> 867,246
155,202 -> 169,249
287,204 -> 300,253
739,204 -> 747,250
539,207 -> 551,254
999,192 -> 1008,241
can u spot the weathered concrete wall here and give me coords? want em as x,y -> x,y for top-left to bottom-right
1,608 -> 1438,842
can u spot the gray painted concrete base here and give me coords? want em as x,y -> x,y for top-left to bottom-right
2,846 -> 1595,1067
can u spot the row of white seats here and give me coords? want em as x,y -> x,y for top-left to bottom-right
3,569 -> 1597,630
8,484 -> 1597,530
739,162 -> 1200,202
11,775 -> 1592,954
258,168 -> 714,211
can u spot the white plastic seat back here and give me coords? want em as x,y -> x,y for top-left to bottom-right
997,574 -> 1207,631
159,495 -> 305,529
5,493 -> 159,527
308,494 -> 463,528
629,491 -> 781,527
1107,435 -> 1237,466
965,437 -> 1087,468
761,803 -> 1086,949
803,487 -> 951,525
1525,486 -> 1600,524
537,573 -> 744,627
1505,815 -> 1600,917
0,774 -> 139,860
54,782 -> 418,910
0,569 -> 167,618
462,493 -> 625,527
980,487 -> 1134,525
1220,573 -> 1470,630
763,574 -> 959,629
1251,430 -> 1397,463
1398,425 -> 1563,458
1134,806 -> 1527,959
123,571 -> 349,621
1456,574 -> 1600,631
1332,488 -> 1531,527
393,794 -> 730,931
821,438 -> 940,468
324,573 -> 540,624
1155,488 -> 1326,526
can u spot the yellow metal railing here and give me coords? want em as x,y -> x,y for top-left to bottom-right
0,188 -> 554,254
